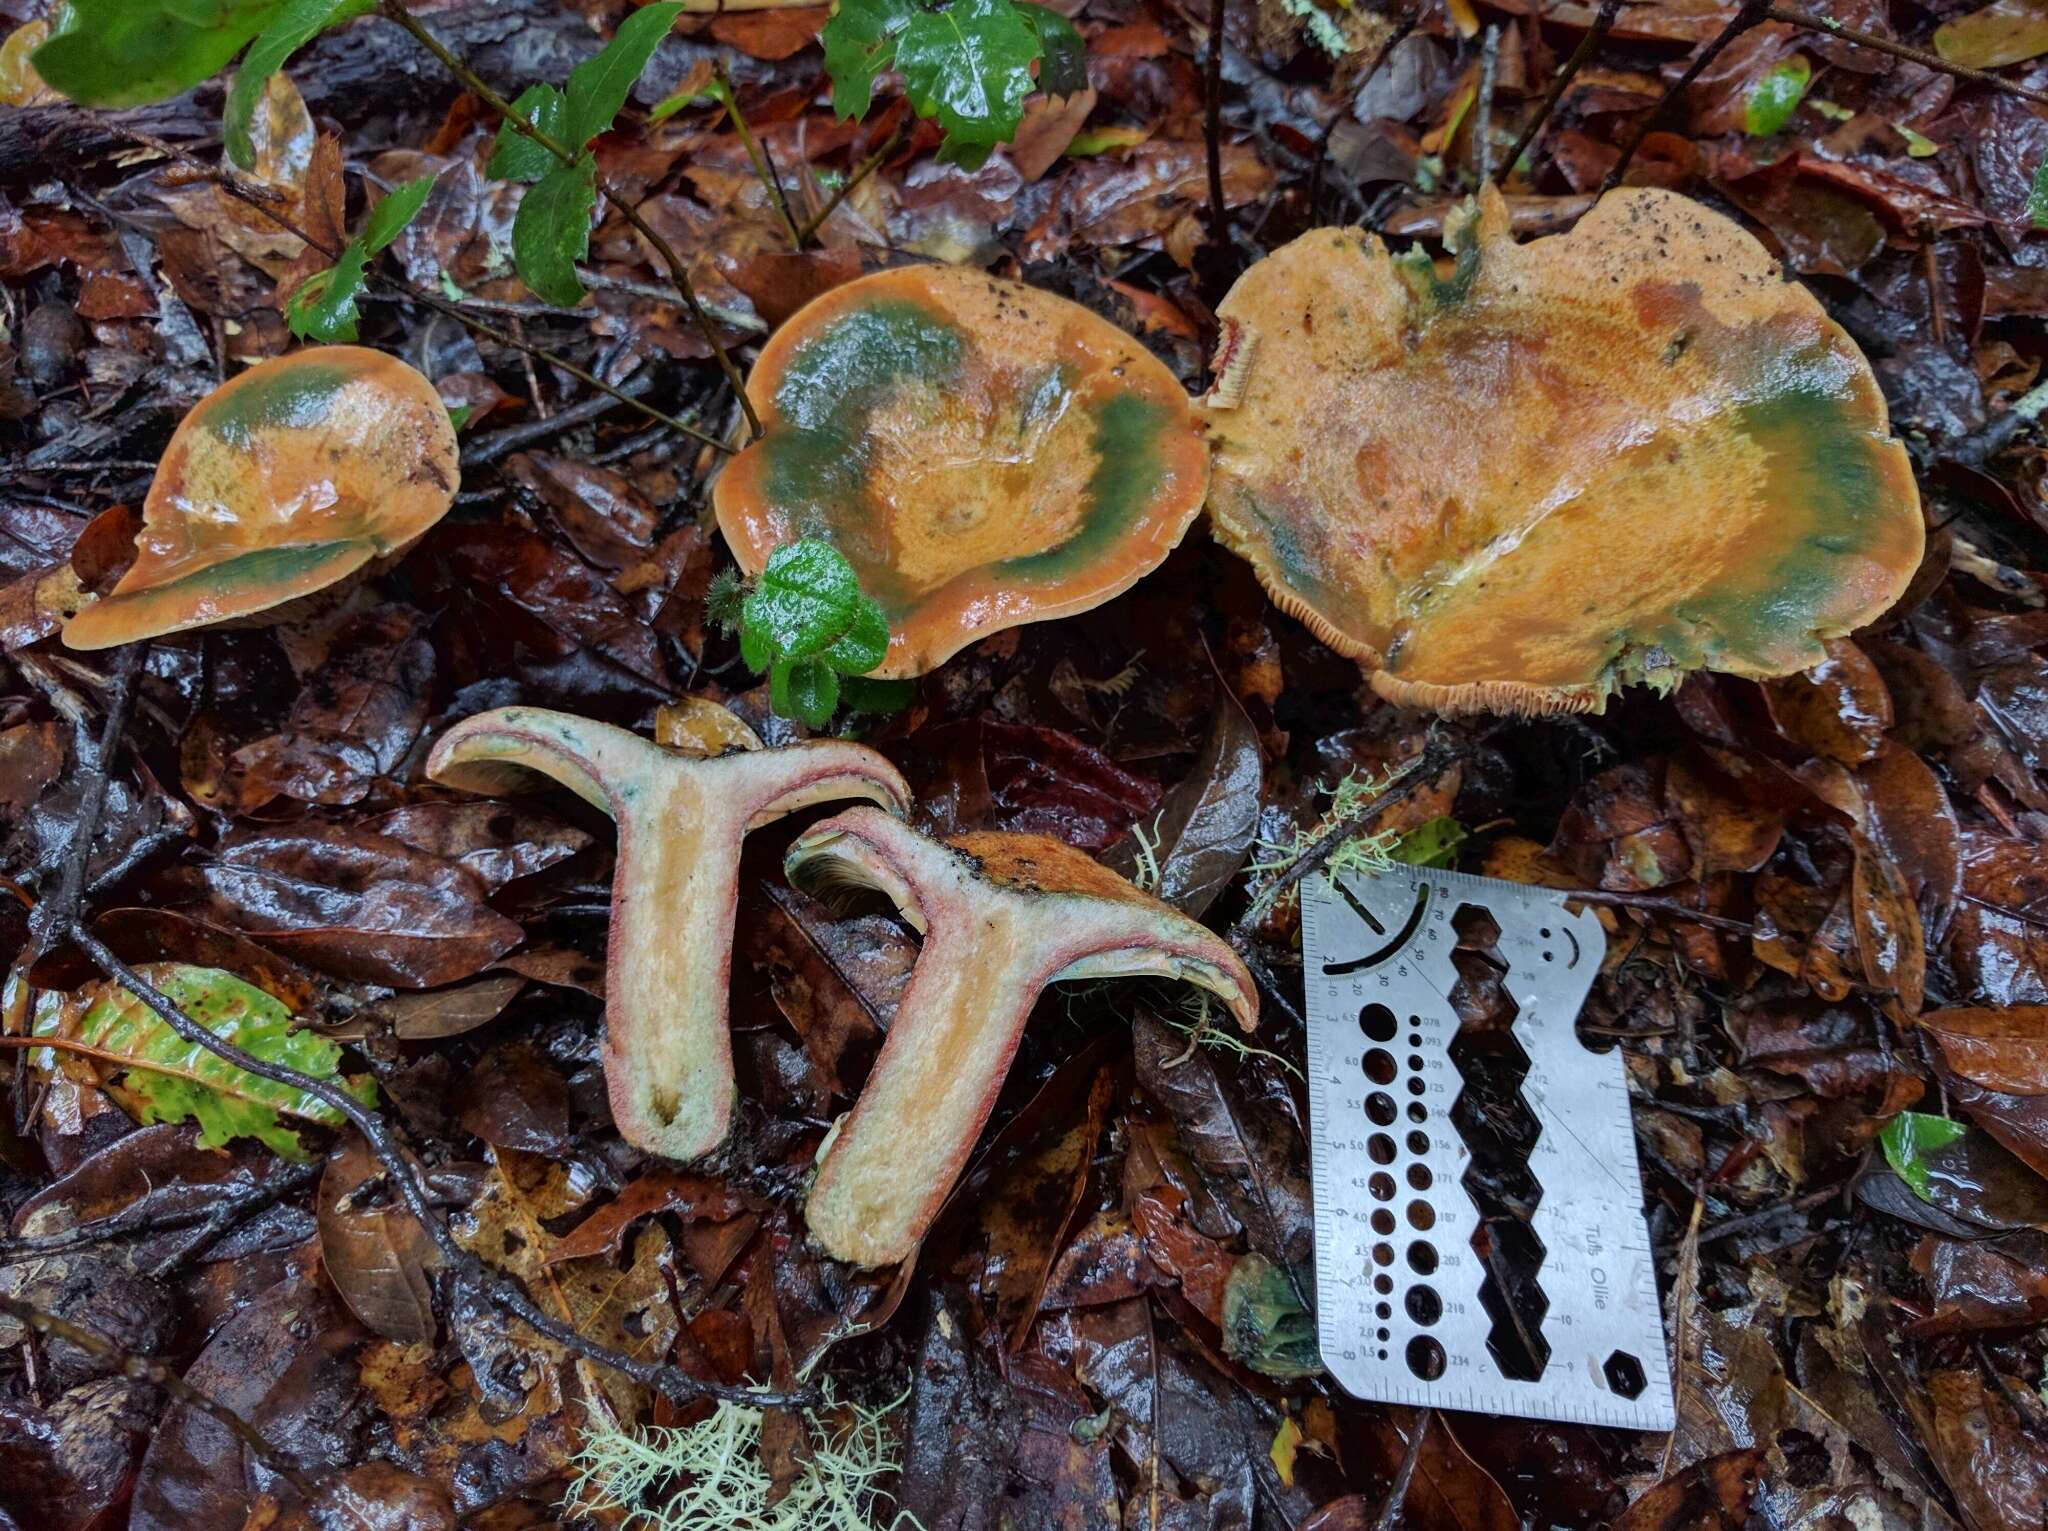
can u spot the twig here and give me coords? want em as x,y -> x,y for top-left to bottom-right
0,1162 -> 321,1265
1767,5 -> 2048,111
27,642 -> 143,956
1474,24 -> 1502,188
717,62 -> 803,249
1204,0 -> 1229,256
0,1293 -> 319,1496
375,0 -> 764,439
1498,0 -> 1621,184
1603,0 -> 1770,190
1309,6 -> 1420,218
1375,1407 -> 1432,1531
796,123 -> 904,245
1560,889 -> 1752,934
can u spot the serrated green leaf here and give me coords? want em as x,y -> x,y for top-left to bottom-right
1744,54 -> 1811,137
1017,1 -> 1086,97
32,963 -> 375,1159
743,539 -> 866,660
772,657 -> 840,726
561,0 -> 686,147
225,0 -> 373,169
489,82 -> 570,182
2031,159 -> 2048,230
740,623 -> 775,673
898,0 -> 1042,167
34,0 -> 284,108
512,154 -> 598,307
822,0 -> 917,121
362,173 -> 437,251
823,598 -> 890,674
287,241 -> 371,341
1879,1111 -> 1969,1201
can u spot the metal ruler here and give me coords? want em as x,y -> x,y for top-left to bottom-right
1301,864 -> 1675,1430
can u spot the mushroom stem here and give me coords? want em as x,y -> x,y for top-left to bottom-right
787,809 -> 1255,1267
428,707 -> 910,1161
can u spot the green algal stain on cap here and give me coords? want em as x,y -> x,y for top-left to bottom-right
201,361 -> 355,450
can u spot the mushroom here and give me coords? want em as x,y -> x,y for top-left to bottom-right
64,347 -> 459,650
1199,186 -> 1924,715
712,265 -> 1210,678
784,808 -> 1256,1266
426,706 -> 910,1161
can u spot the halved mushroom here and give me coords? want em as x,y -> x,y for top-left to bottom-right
1200,186 -> 1924,715
784,809 -> 1256,1266
426,706 -> 910,1161
712,265 -> 1210,678
64,346 -> 458,650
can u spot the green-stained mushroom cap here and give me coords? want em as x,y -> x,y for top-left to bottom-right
1199,186 -> 1925,715
63,346 -> 458,650
713,266 -> 1210,679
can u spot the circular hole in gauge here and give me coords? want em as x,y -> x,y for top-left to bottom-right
1407,1130 -> 1430,1154
1360,1003 -> 1399,1043
1407,1164 -> 1433,1191
1406,1336 -> 1447,1381
1375,1301 -> 1392,1319
1373,1241 -> 1394,1266
1378,1349 -> 1389,1361
1408,1102 -> 1428,1123
1367,1093 -> 1398,1126
1368,1134 -> 1396,1164
1369,1172 -> 1397,1201
1377,1327 -> 1391,1341
1407,1241 -> 1438,1275
1407,1201 -> 1436,1231
1374,1274 -> 1393,1294
1540,926 -> 1551,938
1406,1286 -> 1443,1325
1407,1076 -> 1427,1097
1372,1210 -> 1396,1235
1409,1034 -> 1422,1049
1363,1049 -> 1398,1085
1408,1055 -> 1425,1071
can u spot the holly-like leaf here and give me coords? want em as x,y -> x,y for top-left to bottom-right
31,963 -> 376,1159
772,657 -> 841,727
286,173 -> 436,342
743,539 -> 868,660
225,0 -> 373,170
822,599 -> 891,675
1744,54 -> 1811,137
822,0 -> 917,122
487,82 -> 569,182
897,0 -> 1043,169
1017,1 -> 1086,97
512,153 -> 599,307
33,0 -> 285,108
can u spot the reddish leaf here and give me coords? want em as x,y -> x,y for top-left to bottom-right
549,1170 -> 748,1264
318,1131 -> 437,1344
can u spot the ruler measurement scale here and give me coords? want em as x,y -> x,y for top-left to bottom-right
1302,864 -> 1675,1431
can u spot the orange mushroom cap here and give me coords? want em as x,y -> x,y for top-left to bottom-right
1199,187 -> 1924,715
713,266 -> 1210,678
63,346 -> 458,650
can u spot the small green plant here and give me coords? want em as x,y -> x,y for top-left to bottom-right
1878,1110 -> 1967,1201
709,541 -> 912,729
288,173 -> 437,341
2030,159 -> 2048,229
565,1388 -> 915,1531
1744,55 -> 1811,136
822,0 -> 1087,168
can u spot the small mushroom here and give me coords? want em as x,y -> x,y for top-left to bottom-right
426,706 -> 910,1161
784,808 -> 1256,1266
1200,186 -> 1924,715
64,346 -> 458,650
712,265 -> 1210,678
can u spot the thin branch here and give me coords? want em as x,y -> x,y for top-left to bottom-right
1603,0 -> 1770,190
376,0 -> 764,439
1374,1407 -> 1432,1531
1309,6 -> 1420,219
27,642 -> 143,955
0,1293 -> 319,1497
1204,0 -> 1229,256
717,62 -> 803,249
796,122 -> 905,245
1498,0 -> 1621,185
1767,5 -> 2048,111
1474,24 -> 1502,188
0,1161 -> 321,1266
1560,889 -> 1752,934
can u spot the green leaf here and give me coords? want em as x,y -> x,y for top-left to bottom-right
822,0 -> 917,121
362,173 -> 437,251
772,657 -> 841,727
2031,160 -> 2048,230
447,403 -> 474,432
1221,1254 -> 1320,1381
1016,1 -> 1086,97
743,539 -> 867,660
823,599 -> 890,675
1879,1111 -> 1969,1201
488,82 -> 570,182
561,0 -> 687,147
225,0 -> 373,169
1388,816 -> 1467,869
32,963 -> 376,1159
898,0 -> 1043,168
1897,122 -> 1940,158
1744,54 -> 1811,137
284,174 -> 435,343
512,153 -> 599,307
33,0 -> 285,108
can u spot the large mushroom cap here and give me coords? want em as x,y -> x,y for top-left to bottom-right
713,266 -> 1210,678
1200,186 -> 1924,715
64,346 -> 458,650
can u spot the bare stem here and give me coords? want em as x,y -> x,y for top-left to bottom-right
376,0 -> 763,438
1603,0 -> 1770,190
1474,24 -> 1502,187
717,62 -> 803,249
1204,0 -> 1229,256
1767,4 -> 2048,110
1374,1407 -> 1432,1531
1498,0 -> 1621,185
796,122 -> 905,245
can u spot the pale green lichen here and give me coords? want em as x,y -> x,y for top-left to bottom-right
1279,0 -> 1352,58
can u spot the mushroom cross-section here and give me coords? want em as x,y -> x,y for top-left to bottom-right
1199,186 -> 1924,715
64,346 -> 459,651
426,706 -> 910,1162
713,265 -> 1211,678
784,808 -> 1257,1267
